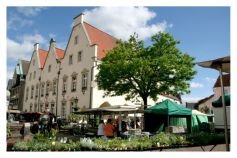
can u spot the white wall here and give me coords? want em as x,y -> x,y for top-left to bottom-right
213,106 -> 230,129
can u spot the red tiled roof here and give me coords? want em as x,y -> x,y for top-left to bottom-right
213,74 -> 230,88
56,48 -> 64,60
38,49 -> 48,69
84,22 -> 117,59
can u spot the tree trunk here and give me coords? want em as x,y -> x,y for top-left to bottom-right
142,96 -> 148,109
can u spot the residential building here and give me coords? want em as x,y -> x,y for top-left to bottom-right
8,60 -> 30,110
196,73 -> 230,114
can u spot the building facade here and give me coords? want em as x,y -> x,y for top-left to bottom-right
196,73 -> 230,114
22,13 -> 182,118
8,60 -> 30,111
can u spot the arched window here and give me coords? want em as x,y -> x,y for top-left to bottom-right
71,72 -> 78,92
62,75 -> 68,94
31,85 -> 34,99
61,101 -> 66,119
53,79 -> 57,95
46,81 -> 50,96
41,83 -> 45,97
25,87 -> 29,101
35,84 -> 38,98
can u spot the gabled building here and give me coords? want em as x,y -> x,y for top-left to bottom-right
22,13 -> 182,118
24,39 -> 64,113
196,73 -> 230,114
8,60 -> 30,110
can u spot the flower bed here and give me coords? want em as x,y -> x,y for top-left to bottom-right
12,132 -> 225,151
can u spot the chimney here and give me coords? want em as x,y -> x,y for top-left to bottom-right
34,43 -> 39,51
73,13 -> 84,26
50,38 -> 56,48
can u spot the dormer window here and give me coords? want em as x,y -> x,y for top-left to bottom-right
78,51 -> 82,62
74,35 -> 78,45
48,65 -> 51,72
69,55 -> 73,65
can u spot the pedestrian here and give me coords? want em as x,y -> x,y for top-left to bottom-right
97,120 -> 105,137
104,119 -> 115,138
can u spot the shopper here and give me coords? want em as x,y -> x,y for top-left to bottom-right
97,120 -> 105,137
104,119 -> 115,138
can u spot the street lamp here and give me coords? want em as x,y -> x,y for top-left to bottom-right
56,61 -> 62,117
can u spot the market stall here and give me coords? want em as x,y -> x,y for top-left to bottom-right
145,99 -> 192,133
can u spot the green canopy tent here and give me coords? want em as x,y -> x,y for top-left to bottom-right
145,99 -> 192,133
191,110 -> 209,133
212,93 -> 230,107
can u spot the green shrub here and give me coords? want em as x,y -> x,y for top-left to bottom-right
7,127 -> 12,137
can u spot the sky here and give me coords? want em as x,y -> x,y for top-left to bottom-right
7,6 -> 230,103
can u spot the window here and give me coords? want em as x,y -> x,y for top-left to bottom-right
35,84 -> 38,98
40,104 -> 44,112
48,65 -> 51,72
74,35 -> 78,45
51,104 -> 55,114
25,87 -> 29,101
31,85 -> 34,99
82,73 -> 88,90
61,102 -> 66,119
63,79 -> 67,93
69,55 -> 73,65
46,82 -> 50,96
71,76 -> 77,92
29,73 -> 32,80
78,51 -> 82,62
34,104 -> 37,112
41,83 -> 45,97
33,71 -> 36,79
53,80 -> 57,95
45,103 -> 49,111
30,105 -> 33,112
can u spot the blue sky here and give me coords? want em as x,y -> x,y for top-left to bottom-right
7,6 -> 230,103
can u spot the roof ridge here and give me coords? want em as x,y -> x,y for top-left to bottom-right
39,48 -> 48,52
55,47 -> 65,51
84,22 -> 118,40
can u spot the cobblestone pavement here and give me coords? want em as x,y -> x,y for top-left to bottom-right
155,144 -> 229,151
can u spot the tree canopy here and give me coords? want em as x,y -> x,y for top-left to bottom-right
96,32 -> 197,106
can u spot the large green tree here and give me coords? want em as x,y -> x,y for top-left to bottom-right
96,32 -> 197,107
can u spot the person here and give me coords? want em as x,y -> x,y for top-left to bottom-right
97,120 -> 105,137
104,119 -> 115,138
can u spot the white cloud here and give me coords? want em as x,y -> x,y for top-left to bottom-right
7,13 -> 33,30
84,7 -> 172,40
7,34 -> 47,61
16,7 -> 47,17
7,66 -> 15,81
190,82 -> 204,88
49,33 -> 56,39
182,97 -> 202,102
204,77 -> 216,83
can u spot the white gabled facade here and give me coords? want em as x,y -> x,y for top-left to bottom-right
23,13 -> 181,118
24,43 -> 44,112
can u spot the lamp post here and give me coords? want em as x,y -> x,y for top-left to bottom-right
37,73 -> 41,112
56,61 -> 61,117
89,57 -> 98,109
